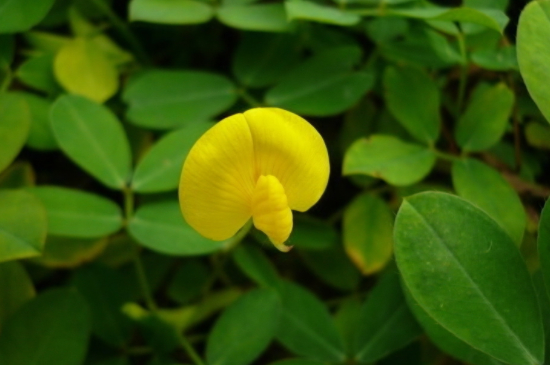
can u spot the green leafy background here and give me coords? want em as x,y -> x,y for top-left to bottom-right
1,0 -> 550,365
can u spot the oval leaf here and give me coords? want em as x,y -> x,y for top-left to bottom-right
129,0 -> 214,24
123,70 -> 237,129
132,122 -> 212,193
0,93 -> 31,173
394,192 -> 543,365
455,83 -> 514,152
451,158 -> 526,245
384,66 -> 441,143
0,261 -> 35,327
0,0 -> 56,33
276,281 -> 346,362
0,288 -> 91,365
285,1 -> 360,26
128,201 -> 228,255
50,94 -> 132,189
30,186 -> 123,238
54,37 -> 119,103
0,190 -> 47,262
206,289 -> 280,365
216,4 -> 291,32
343,135 -> 436,186
30,236 -> 108,269
343,193 -> 393,275
517,0 -> 550,124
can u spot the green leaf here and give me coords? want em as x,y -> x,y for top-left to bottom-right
0,0 -> 56,33
128,200 -> 228,255
23,31 -> 71,54
30,235 -> 108,269
455,83 -> 514,152
206,289 -> 280,365
0,288 -> 91,365
334,298 -> 362,356
517,0 -> 550,124
387,7 -> 508,34
123,70 -> 237,129
289,216 -> 337,250
353,270 -> 422,362
0,261 -> 35,328
384,66 -> 440,143
232,32 -> 299,88
268,360 -> 325,365
451,159 -> 526,245
129,0 -> 214,24
285,1 -> 360,26
50,94 -> 132,189
299,243 -> 361,291
265,46 -> 374,116
537,199 -> 550,299
216,4 -> 291,32
0,93 -> 31,173
404,288 -> 507,365
343,135 -> 436,186
30,186 -> 123,238
54,37 -> 119,103
276,281 -> 346,362
343,193 -> 393,275
0,34 -> 13,64
13,92 -> 57,151
16,54 -> 60,94
394,192 -> 543,365
167,259 -> 209,304
0,162 -> 35,189
525,122 -> 550,150
232,244 -> 281,288
132,122 -> 212,193
0,190 -> 47,262
72,265 -> 133,347
471,45 -> 518,71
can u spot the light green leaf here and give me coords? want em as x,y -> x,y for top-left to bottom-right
206,289 -> 280,365
0,190 -> 47,263
50,94 -> 132,189
132,122 -> 212,193
353,270 -> 422,362
387,7 -> 508,34
394,192 -> 543,365
285,1 -> 360,26
455,83 -> 514,152
54,37 -> 119,103
128,201 -> 227,255
216,4 -> 291,32
452,158 -> 526,245
343,193 -> 393,275
0,0 -> 56,33
517,0 -> 550,124
384,66 -> 440,143
232,244 -> 281,288
0,261 -> 35,328
232,32 -> 299,88
343,135 -> 436,186
0,93 -> 31,173
123,70 -> 237,129
276,281 -> 346,362
129,0 -> 214,24
471,45 -> 518,71
0,288 -> 91,365
72,265 -> 133,347
265,46 -> 374,116
16,54 -> 60,94
30,186 -> 123,238
10,92 -> 57,151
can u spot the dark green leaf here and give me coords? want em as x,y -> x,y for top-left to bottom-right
538,199 -> 550,299
123,70 -> 237,129
30,235 -> 108,269
167,259 -> 209,304
394,192 -> 543,365
16,54 -> 60,94
0,288 -> 91,365
0,261 -> 34,327
50,94 -> 132,189
0,0 -> 56,33
206,289 -> 280,365
14,92 -> 57,151
289,216 -> 337,250
232,244 -> 281,288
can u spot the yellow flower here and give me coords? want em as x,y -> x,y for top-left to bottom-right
179,108 -> 330,252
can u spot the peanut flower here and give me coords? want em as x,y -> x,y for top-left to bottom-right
178,108 -> 330,252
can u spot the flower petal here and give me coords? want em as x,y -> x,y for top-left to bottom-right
179,114 -> 256,241
243,108 -> 330,212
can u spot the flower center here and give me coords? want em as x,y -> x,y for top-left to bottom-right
251,174 -> 293,252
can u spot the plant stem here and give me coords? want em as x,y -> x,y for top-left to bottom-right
178,333 -> 206,365
456,32 -> 468,117
132,253 -> 157,311
432,149 -> 463,162
90,0 -> 151,65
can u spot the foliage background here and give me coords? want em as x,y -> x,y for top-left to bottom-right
1,0 -> 550,365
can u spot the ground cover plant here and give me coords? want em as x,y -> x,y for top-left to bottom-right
1,0 -> 550,364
